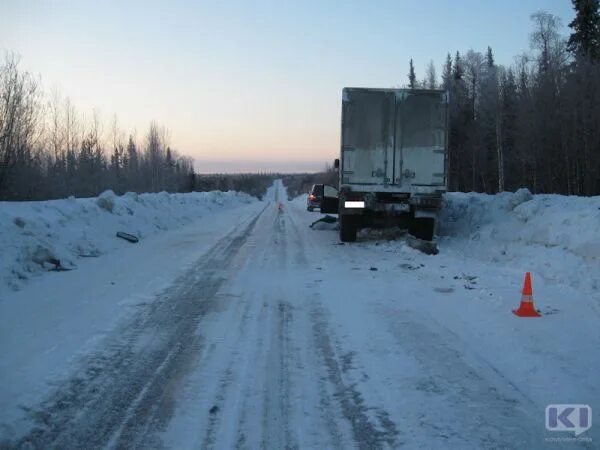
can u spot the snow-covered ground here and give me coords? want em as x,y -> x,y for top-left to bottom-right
292,189 -> 600,447
0,189 -> 255,295
439,189 -> 600,296
1,182 -> 598,448
0,189 -> 261,440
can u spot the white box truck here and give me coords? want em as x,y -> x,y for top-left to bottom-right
320,87 -> 449,242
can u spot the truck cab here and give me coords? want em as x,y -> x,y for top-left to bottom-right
321,87 -> 449,242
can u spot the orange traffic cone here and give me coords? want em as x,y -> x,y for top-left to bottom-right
513,272 -> 541,317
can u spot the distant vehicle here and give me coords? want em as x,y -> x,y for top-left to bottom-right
307,184 -> 324,211
321,87 -> 449,242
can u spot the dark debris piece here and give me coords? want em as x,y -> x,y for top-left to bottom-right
309,215 -> 338,228
47,258 -> 73,272
116,231 -> 139,243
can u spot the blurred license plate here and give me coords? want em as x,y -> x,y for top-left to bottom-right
344,201 -> 365,208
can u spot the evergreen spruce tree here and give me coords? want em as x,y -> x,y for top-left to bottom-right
486,46 -> 495,67
453,51 -> 463,80
567,0 -> 600,61
408,58 -> 416,88
126,135 -> 139,190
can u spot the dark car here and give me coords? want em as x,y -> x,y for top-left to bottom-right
306,184 -> 324,211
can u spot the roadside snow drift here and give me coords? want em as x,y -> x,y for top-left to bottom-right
439,189 -> 600,295
0,190 -> 255,294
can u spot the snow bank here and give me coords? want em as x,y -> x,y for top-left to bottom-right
0,190 -> 256,293
439,189 -> 600,294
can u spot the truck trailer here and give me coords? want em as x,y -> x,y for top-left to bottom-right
320,87 -> 449,242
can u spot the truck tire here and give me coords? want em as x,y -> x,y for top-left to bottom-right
409,217 -> 435,241
339,215 -> 358,242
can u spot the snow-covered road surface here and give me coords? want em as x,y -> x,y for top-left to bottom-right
1,180 -> 599,449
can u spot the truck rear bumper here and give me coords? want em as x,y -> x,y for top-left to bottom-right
339,190 -> 442,215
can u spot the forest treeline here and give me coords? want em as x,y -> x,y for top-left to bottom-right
0,54 -> 324,201
409,3 -> 600,195
195,169 -> 338,200
0,54 -> 196,200
194,173 -> 277,200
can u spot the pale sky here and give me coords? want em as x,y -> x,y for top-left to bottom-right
2,0 -> 573,173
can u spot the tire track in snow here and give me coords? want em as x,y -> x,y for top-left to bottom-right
285,202 -> 400,449
13,204 -> 267,450
279,202 -> 351,449
199,296 -> 268,450
198,198 -> 348,449
387,311 -> 537,449
310,301 -> 401,449
198,202 -> 299,450
260,301 -> 296,450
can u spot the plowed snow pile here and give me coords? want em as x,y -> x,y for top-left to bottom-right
0,190 -> 255,293
439,189 -> 600,295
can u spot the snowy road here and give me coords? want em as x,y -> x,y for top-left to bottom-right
1,180 -> 599,449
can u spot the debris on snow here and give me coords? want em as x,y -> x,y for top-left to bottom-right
116,232 -> 139,243
406,235 -> 439,255
309,215 -> 339,230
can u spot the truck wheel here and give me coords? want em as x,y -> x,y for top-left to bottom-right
339,215 -> 358,242
409,217 -> 435,241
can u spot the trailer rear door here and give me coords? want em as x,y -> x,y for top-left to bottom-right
394,91 -> 447,187
341,89 -> 394,185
